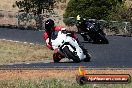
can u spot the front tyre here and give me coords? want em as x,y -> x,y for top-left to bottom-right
63,46 -> 81,63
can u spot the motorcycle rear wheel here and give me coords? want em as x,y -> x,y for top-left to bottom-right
93,33 -> 109,44
83,53 -> 91,62
63,46 -> 81,63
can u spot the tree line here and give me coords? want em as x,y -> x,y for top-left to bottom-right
13,0 -> 131,29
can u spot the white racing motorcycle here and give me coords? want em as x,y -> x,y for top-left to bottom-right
51,29 -> 91,63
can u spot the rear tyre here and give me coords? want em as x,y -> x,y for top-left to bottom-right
80,46 -> 91,62
93,33 -> 109,44
83,53 -> 91,62
81,48 -> 91,62
100,35 -> 109,44
63,46 -> 81,63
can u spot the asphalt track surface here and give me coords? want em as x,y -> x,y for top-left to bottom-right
0,28 -> 132,69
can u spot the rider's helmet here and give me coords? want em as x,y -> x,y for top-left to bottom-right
76,15 -> 86,25
45,19 -> 55,34
76,15 -> 87,30
76,15 -> 81,21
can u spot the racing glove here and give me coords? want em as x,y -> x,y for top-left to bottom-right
46,38 -> 53,50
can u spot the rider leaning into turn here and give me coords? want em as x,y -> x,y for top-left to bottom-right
76,15 -> 102,42
76,15 -> 91,41
43,19 -> 76,62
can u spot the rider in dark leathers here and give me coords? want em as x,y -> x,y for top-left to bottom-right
76,15 -> 105,42
76,15 -> 91,41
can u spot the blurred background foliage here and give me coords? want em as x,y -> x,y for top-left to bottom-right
64,0 -> 132,22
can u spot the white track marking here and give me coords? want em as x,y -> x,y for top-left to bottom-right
0,38 -> 45,46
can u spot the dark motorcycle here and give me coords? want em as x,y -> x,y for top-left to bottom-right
78,20 -> 109,44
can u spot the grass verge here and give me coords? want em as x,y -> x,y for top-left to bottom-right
0,78 -> 131,88
0,70 -> 132,88
0,40 -> 53,65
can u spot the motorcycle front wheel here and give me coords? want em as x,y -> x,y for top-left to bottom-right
63,46 -> 81,63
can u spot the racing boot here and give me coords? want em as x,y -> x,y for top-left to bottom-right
53,49 -> 63,63
53,53 -> 63,63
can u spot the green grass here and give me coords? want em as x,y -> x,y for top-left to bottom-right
0,78 -> 131,88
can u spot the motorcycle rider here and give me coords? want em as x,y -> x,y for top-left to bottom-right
43,19 -> 77,62
76,15 -> 91,41
76,15 -> 105,42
